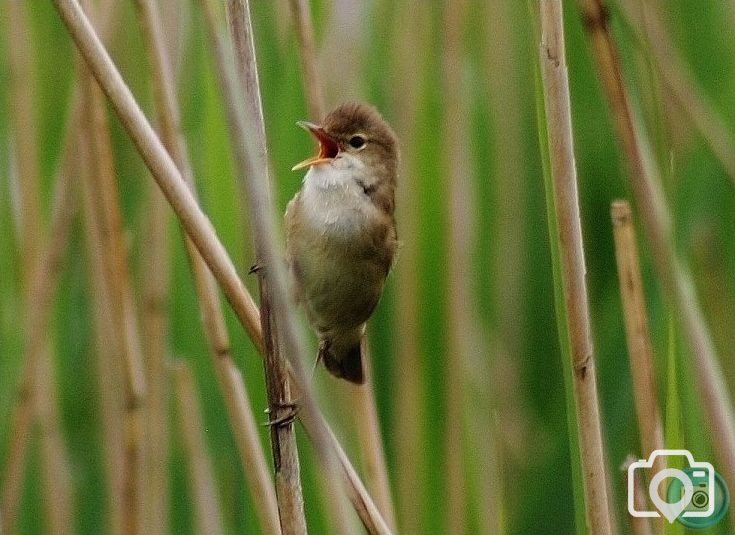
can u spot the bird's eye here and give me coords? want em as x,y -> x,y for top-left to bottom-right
349,135 -> 366,149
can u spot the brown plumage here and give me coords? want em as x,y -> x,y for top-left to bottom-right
285,102 -> 398,383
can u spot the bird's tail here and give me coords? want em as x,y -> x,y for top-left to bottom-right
319,328 -> 365,384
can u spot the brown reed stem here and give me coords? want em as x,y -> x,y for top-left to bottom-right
36,342 -> 74,535
348,341 -> 397,531
441,0 -> 473,532
318,1 -> 367,103
80,71 -> 147,534
171,360 -> 225,535
622,455 -> 653,535
388,3 -> 428,532
616,0 -> 735,184
82,146 -> 126,534
576,0 -> 735,508
4,5 -> 42,530
479,2 -> 527,531
133,1 -> 175,531
134,0 -> 281,532
1,165 -> 77,535
540,2 -> 612,532
288,0 -> 324,120
611,200 -> 665,533
8,0 -> 42,274
224,1 -> 307,532
50,2 -> 393,532
2,3 -> 75,530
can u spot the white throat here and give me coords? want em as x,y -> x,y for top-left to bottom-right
300,154 -> 376,234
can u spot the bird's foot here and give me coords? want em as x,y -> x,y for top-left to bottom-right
263,400 -> 300,428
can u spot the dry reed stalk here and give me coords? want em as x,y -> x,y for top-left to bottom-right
347,342 -> 397,531
318,0 -> 366,103
285,0 -> 396,527
1,3 -> 119,530
1,2 -> 74,531
617,0 -> 735,184
288,0 -> 324,120
388,2 -> 427,532
478,0 -> 529,530
611,200 -> 665,533
35,341 -> 74,535
5,3 -> 40,521
50,2 -> 393,532
224,1 -> 308,533
7,0 -> 42,273
80,7 -> 129,526
140,167 -> 171,535
540,2 -> 613,533
80,72 -> 147,534
55,0 -> 266,346
485,0 -> 528,367
133,1 -> 177,530
576,0 -> 735,507
171,360 -> 225,535
441,0 -> 473,532
1,165 -> 77,535
483,0 -> 538,474
0,408 -> 28,535
622,455 -> 653,535
81,148 -> 126,534
133,1 -> 281,532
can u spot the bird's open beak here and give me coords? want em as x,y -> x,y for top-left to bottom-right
292,121 -> 340,171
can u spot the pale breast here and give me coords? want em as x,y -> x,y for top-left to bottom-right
300,164 -> 380,241
286,163 -> 394,331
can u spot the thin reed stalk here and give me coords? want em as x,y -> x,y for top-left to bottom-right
133,1 -> 175,531
50,2 -> 393,532
347,341 -> 397,531
1,3 -> 75,530
36,340 -> 74,535
171,360 -> 225,535
539,2 -> 612,533
79,73 -> 147,534
616,0 -> 735,184
288,0 -> 324,120
622,455 -> 654,535
81,141 -> 125,534
318,1 -> 366,103
7,0 -> 42,273
133,0 -> 281,532
1,165 -> 77,535
389,2 -> 428,532
611,200 -> 665,533
575,0 -> 735,508
480,3 -> 529,530
2,0 -> 117,516
224,1 -> 307,533
441,0 -> 472,532
140,163 -> 171,534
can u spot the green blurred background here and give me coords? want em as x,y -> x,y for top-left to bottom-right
0,1 -> 733,534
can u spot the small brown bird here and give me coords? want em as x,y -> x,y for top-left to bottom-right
285,102 -> 398,384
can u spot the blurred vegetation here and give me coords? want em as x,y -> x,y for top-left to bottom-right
0,1 -> 733,534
